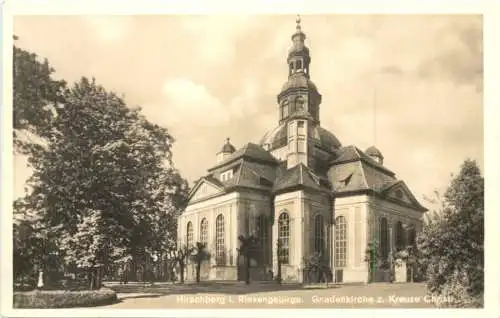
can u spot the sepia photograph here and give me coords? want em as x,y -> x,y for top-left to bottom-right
3,5 -> 489,315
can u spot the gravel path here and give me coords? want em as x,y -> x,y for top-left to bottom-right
99,282 -> 439,309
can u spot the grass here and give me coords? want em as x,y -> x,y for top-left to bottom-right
13,287 -> 118,308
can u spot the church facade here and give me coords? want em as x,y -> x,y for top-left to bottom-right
177,18 -> 427,283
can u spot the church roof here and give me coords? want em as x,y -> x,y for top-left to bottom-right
329,145 -> 427,212
280,73 -> 318,93
331,145 -> 394,176
209,142 -> 278,172
273,163 -> 331,194
260,124 -> 341,153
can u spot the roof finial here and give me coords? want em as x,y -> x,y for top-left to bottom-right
226,137 -> 230,143
296,14 -> 301,31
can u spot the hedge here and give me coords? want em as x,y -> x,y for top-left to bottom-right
13,287 -> 117,308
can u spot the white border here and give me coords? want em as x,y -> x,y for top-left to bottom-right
2,0 -> 499,317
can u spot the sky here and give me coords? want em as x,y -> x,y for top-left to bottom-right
13,14 -> 483,207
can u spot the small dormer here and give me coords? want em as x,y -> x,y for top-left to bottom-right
216,138 -> 236,164
220,168 -> 234,182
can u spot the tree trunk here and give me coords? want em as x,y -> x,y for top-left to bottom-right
277,258 -> 282,284
89,270 -> 94,290
179,263 -> 185,284
196,261 -> 201,283
245,255 -> 251,285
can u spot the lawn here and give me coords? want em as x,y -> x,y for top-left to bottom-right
100,281 -> 440,308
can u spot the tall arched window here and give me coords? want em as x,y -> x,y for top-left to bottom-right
200,218 -> 208,244
186,222 -> 193,247
314,214 -> 325,256
296,59 -> 303,70
283,100 -> 289,118
408,227 -> 416,247
335,216 -> 347,267
215,214 -> 225,265
278,212 -> 290,265
256,215 -> 270,266
394,221 -> 405,251
379,217 -> 389,261
295,96 -> 305,111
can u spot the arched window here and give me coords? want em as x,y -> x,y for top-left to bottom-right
200,218 -> 208,244
278,212 -> 290,265
283,100 -> 289,118
256,215 -> 270,266
408,227 -> 416,247
296,59 -> 302,70
215,214 -> 225,265
314,214 -> 325,256
379,217 -> 389,261
335,216 -> 347,267
186,222 -> 193,247
394,221 -> 405,251
295,96 -> 305,111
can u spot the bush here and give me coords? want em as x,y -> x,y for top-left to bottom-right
13,287 -> 117,308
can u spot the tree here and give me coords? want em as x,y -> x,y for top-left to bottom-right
303,253 -> 330,285
190,242 -> 210,284
13,40 -> 66,155
15,77 -> 187,289
168,245 -> 193,284
364,239 -> 380,283
418,159 -> 484,307
237,235 -> 259,285
276,239 -> 283,284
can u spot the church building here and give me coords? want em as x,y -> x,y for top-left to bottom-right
177,17 -> 427,283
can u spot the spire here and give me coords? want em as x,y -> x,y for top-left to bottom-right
277,15 -> 322,125
287,14 -> 310,78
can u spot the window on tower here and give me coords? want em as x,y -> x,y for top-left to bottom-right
297,140 -> 306,153
289,62 -> 294,73
297,121 -> 305,135
296,60 -> 302,70
283,103 -> 289,118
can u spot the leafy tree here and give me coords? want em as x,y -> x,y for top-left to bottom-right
303,252 -> 330,285
418,159 -> 484,307
190,242 -> 210,284
276,239 -> 284,284
168,245 -> 193,284
364,239 -> 380,283
237,235 -> 259,285
13,40 -> 66,155
15,77 -> 187,289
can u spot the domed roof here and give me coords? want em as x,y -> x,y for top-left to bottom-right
281,74 -> 318,93
365,146 -> 384,159
220,138 -> 236,153
260,124 -> 341,153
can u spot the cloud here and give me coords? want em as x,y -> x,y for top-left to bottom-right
83,16 -> 133,42
180,15 -> 255,64
158,78 -> 230,127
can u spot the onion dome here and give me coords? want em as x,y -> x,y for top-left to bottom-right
221,138 -> 236,154
288,15 -> 310,62
281,73 -> 318,93
365,146 -> 384,164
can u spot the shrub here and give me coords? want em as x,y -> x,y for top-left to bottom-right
13,287 -> 117,308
